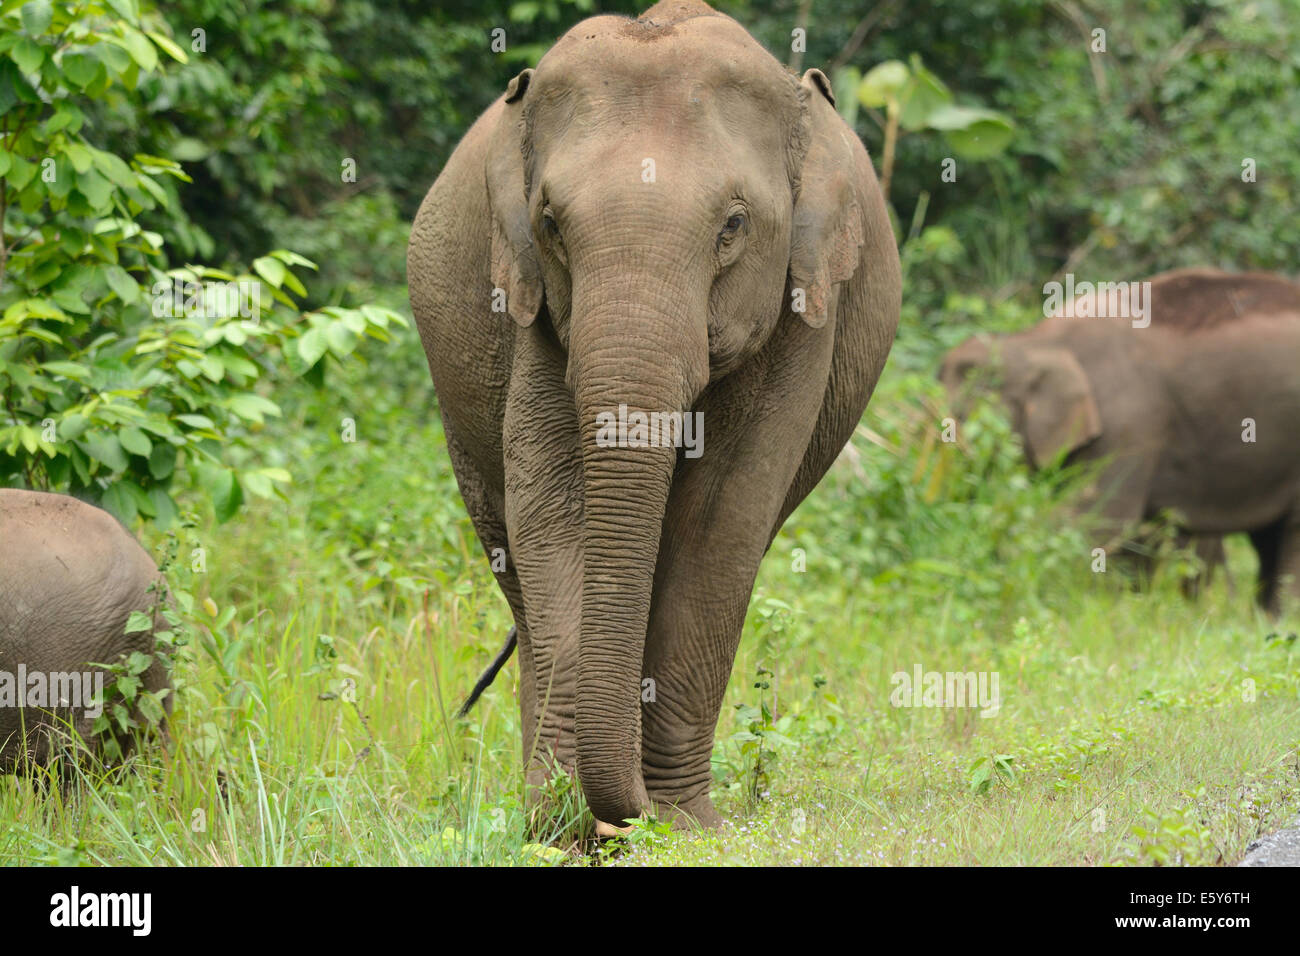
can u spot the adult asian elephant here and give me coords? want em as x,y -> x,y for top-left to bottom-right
939,268 -> 1300,615
0,489 -> 171,771
407,0 -> 900,829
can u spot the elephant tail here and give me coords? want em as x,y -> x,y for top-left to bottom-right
455,626 -> 518,717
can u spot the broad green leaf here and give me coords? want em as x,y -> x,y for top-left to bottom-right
927,105 -> 1015,159
11,36 -> 44,75
252,255 -> 287,289
101,481 -> 138,524
105,264 -> 139,304
118,425 -> 151,456
226,392 -> 280,423
20,0 -> 53,35
857,60 -> 909,109
114,26 -> 157,72
899,58 -> 952,132
80,433 -> 128,471
60,51 -> 100,88
148,441 -> 176,480
297,326 -> 327,367
147,487 -> 177,528
324,321 -> 356,357
75,168 -> 114,210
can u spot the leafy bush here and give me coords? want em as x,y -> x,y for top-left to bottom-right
0,0 -> 405,525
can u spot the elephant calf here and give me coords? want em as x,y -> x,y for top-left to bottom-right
940,268 -> 1300,614
0,489 -> 171,771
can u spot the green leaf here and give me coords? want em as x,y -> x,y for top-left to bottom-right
58,413 -> 88,440
39,360 -> 88,380
5,154 -> 35,190
148,441 -> 176,480
81,432 -> 128,471
324,321 -> 356,358
114,26 -> 157,72
105,0 -> 139,22
124,610 -> 154,634
118,425 -> 152,456
927,105 -> 1015,159
297,326 -> 327,367
200,465 -> 243,523
898,59 -> 952,132
20,0 -> 53,36
226,392 -> 280,424
857,60 -> 909,109
11,36 -> 45,75
252,255 -> 287,289
101,481 -> 138,524
147,487 -> 177,528
75,168 -> 114,210
60,50 -> 100,88
146,30 -> 188,64
105,264 -> 139,304
176,414 -> 215,431
91,148 -> 136,188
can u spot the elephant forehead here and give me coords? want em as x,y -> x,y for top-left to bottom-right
533,12 -> 796,114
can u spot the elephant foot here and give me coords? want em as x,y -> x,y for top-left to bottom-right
651,791 -> 722,830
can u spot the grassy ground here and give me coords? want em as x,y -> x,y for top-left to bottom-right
2,336 -> 1297,866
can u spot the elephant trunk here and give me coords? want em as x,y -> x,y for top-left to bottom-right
568,286 -> 707,826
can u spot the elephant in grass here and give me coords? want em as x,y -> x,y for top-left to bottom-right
407,0 -> 900,829
0,489 -> 171,771
939,268 -> 1300,615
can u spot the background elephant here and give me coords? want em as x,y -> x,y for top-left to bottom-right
940,268 -> 1300,614
0,489 -> 171,771
407,0 -> 900,829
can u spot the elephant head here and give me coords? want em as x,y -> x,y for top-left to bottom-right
481,2 -> 867,823
941,335 -> 1102,469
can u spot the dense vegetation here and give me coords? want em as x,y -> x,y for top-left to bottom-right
1,0 -> 1297,865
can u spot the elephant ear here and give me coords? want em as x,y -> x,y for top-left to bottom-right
787,68 -> 867,330
939,336 -> 993,389
1020,347 -> 1103,467
485,68 -> 542,328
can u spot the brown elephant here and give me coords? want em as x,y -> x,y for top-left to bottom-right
940,268 -> 1300,614
407,0 -> 900,829
0,489 -> 171,771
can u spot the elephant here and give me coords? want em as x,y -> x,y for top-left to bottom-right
939,268 -> 1300,614
407,0 -> 900,830
0,489 -> 171,772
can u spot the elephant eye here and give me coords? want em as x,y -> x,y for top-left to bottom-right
541,207 -> 562,244
717,213 -> 746,249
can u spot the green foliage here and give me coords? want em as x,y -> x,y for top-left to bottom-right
0,0 -> 406,525
968,753 -> 1016,794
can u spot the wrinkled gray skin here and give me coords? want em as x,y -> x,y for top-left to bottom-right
940,269 -> 1300,615
0,489 -> 170,771
407,0 -> 900,828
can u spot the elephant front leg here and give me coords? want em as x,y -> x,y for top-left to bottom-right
640,564 -> 754,828
640,316 -> 837,828
502,326 -> 586,809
